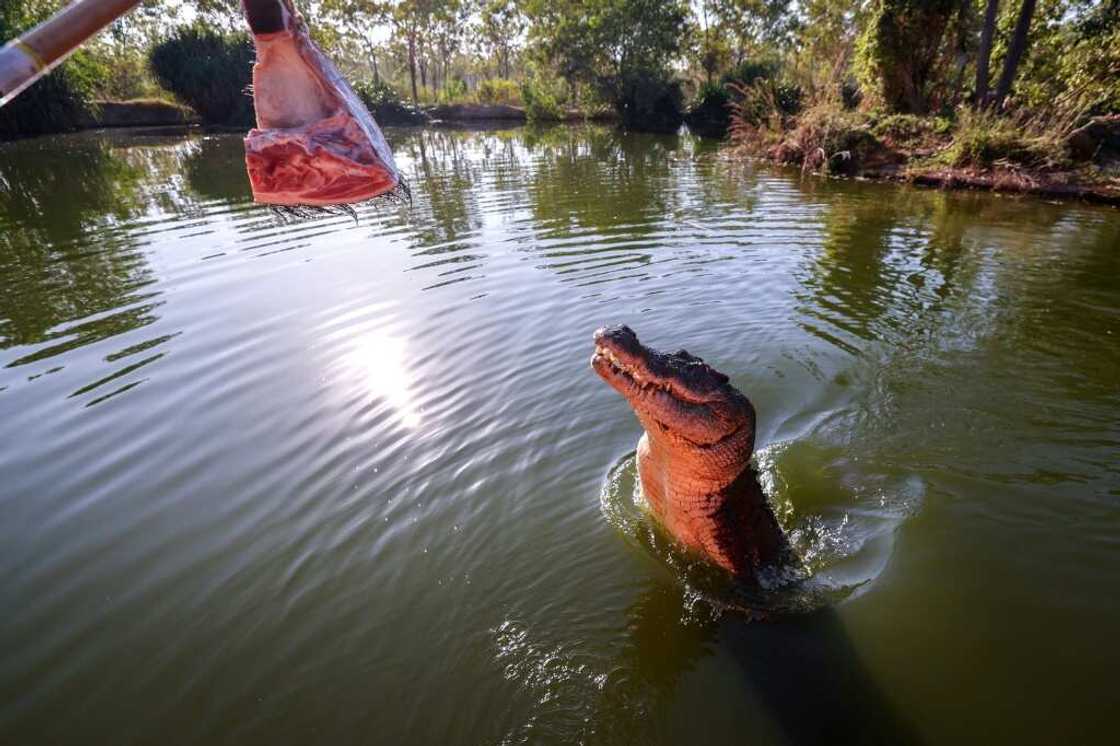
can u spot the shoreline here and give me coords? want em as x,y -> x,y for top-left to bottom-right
731,143 -> 1120,208
867,164 -> 1120,207
8,107 -> 1118,208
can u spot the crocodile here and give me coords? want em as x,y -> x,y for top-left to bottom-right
592,325 -> 788,579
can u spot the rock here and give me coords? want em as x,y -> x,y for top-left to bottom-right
1067,115 -> 1120,163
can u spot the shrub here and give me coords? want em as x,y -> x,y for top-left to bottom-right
787,104 -> 888,175
728,81 -> 787,152
606,69 -> 683,133
942,110 -> 1070,171
89,45 -> 163,101
354,81 -> 428,125
477,78 -> 521,105
869,112 -> 951,149
521,75 -> 565,122
685,81 -> 731,138
438,78 -> 468,104
724,59 -> 781,87
0,52 -> 104,140
149,26 -> 254,125
0,5 -> 105,140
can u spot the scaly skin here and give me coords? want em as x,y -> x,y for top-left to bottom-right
592,325 -> 787,579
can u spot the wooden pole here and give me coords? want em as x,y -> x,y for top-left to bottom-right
0,0 -> 142,106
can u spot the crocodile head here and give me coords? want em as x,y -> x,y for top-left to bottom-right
591,325 -> 756,482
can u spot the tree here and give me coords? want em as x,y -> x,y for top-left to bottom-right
322,0 -> 392,83
522,0 -> 688,130
854,0 -> 962,114
477,0 -> 525,79
990,0 -> 1038,110
706,0 -> 795,67
525,0 -> 688,83
390,0 -> 432,103
974,0 -> 1000,107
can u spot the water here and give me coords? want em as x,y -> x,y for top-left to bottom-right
1,125 -> 1117,745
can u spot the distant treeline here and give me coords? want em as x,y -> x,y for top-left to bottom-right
1,0 -> 1118,140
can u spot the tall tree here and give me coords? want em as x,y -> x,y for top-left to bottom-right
477,0 -> 524,79
855,0 -> 962,114
974,0 -> 1000,107
322,0 -> 392,83
991,0 -> 1038,110
391,0 -> 432,103
707,0 -> 795,67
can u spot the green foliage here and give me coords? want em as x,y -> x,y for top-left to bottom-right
787,103 -> 886,174
525,0 -> 688,110
942,109 -> 1069,170
355,80 -> 402,109
149,25 -> 254,125
705,0 -> 798,64
477,79 -> 521,105
1013,0 -> 1120,116
869,112 -> 952,147
354,81 -> 428,125
695,81 -> 731,110
607,70 -> 684,133
521,75 -> 566,122
722,58 -> 802,118
521,0 -> 689,131
854,0 -> 962,114
88,45 -> 164,101
437,78 -> 469,104
685,81 -> 732,137
724,58 -> 781,87
0,53 -> 106,141
0,1 -> 105,140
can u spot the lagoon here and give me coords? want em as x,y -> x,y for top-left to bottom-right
1,125 -> 1118,744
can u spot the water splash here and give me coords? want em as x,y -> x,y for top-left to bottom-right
599,440 -> 923,617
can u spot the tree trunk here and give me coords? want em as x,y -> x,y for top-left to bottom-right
366,40 -> 380,85
408,31 -> 419,104
974,0 -> 999,107
991,0 -> 1037,111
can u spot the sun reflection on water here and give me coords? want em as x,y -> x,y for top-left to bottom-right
339,332 -> 421,428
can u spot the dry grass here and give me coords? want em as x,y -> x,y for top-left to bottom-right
938,108 -> 1071,172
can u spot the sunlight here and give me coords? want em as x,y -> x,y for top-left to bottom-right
340,332 -> 421,429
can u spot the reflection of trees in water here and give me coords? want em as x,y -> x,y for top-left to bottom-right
0,136 -> 156,351
0,132 -> 231,404
785,173 -> 1118,491
526,128 -> 682,236
793,183 -> 914,353
182,135 -> 253,206
0,131 -> 262,365
588,577 -> 921,745
386,127 -> 761,291
519,128 -> 694,286
788,178 -> 1076,355
393,129 -> 488,290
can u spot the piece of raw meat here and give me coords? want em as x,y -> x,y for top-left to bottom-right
240,0 -> 403,206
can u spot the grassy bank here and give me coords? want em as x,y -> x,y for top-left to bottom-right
728,100 -> 1120,205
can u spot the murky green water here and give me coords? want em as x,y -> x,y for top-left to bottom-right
1,125 -> 1118,745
